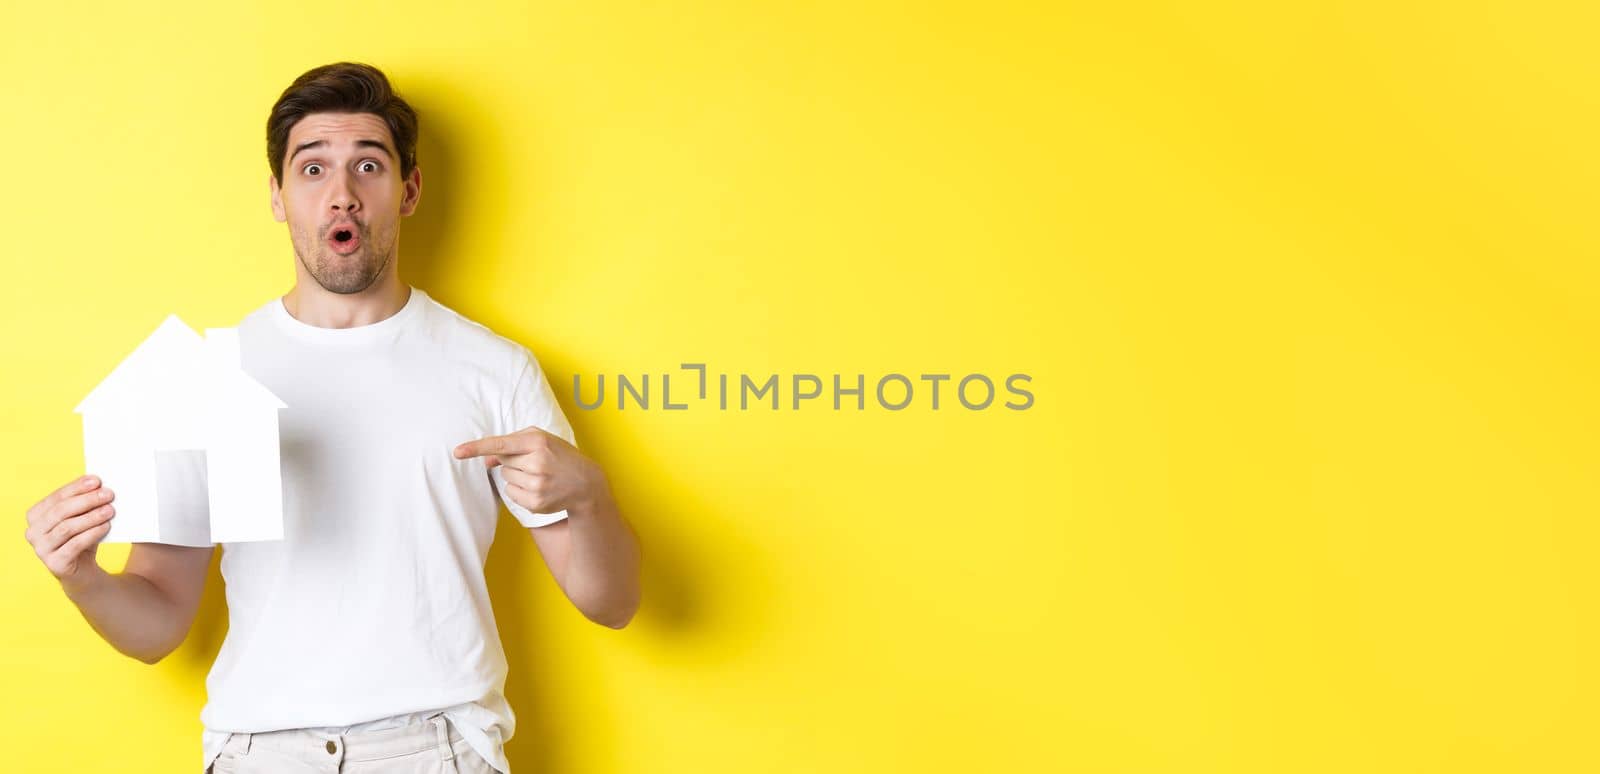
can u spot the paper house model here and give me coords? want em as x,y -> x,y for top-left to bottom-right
74,314 -> 286,546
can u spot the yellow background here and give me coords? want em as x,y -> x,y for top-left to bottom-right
1,1 -> 1593,772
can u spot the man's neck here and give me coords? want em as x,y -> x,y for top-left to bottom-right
282,277 -> 412,329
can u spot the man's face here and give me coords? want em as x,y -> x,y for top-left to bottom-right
270,112 -> 421,294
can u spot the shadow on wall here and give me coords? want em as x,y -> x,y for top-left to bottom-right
164,82 -> 767,773
386,78 -> 458,299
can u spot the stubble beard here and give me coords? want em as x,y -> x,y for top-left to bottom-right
291,222 -> 395,295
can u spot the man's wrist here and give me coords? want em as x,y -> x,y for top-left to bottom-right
568,464 -> 613,518
59,563 -> 110,600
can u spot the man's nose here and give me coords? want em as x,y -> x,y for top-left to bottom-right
327,170 -> 360,214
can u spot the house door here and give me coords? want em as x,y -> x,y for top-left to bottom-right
155,448 -> 211,545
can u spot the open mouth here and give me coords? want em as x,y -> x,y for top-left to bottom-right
327,225 -> 362,254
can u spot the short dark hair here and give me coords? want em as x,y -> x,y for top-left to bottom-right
266,62 -> 418,185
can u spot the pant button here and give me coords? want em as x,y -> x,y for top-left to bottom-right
326,740 -> 337,754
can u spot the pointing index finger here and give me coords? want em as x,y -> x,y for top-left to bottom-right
454,434 -> 521,460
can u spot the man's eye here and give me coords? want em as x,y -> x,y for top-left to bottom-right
360,160 -> 380,173
303,163 -> 322,176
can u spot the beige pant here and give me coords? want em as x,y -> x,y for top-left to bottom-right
206,711 -> 500,773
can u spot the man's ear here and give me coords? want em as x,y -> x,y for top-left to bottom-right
400,165 -> 422,218
269,173 -> 286,223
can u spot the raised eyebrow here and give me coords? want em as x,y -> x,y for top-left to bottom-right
289,138 -> 397,167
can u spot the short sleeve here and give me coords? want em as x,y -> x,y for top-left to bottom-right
491,345 -> 578,528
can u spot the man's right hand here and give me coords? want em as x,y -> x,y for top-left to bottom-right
24,474 -> 117,593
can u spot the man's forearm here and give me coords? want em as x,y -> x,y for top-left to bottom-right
564,480 -> 642,629
60,567 -> 184,664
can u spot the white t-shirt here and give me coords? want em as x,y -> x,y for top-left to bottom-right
198,285 -> 575,774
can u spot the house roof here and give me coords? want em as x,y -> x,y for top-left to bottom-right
75,313 -> 287,415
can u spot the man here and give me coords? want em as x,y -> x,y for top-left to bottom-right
21,62 -> 642,773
